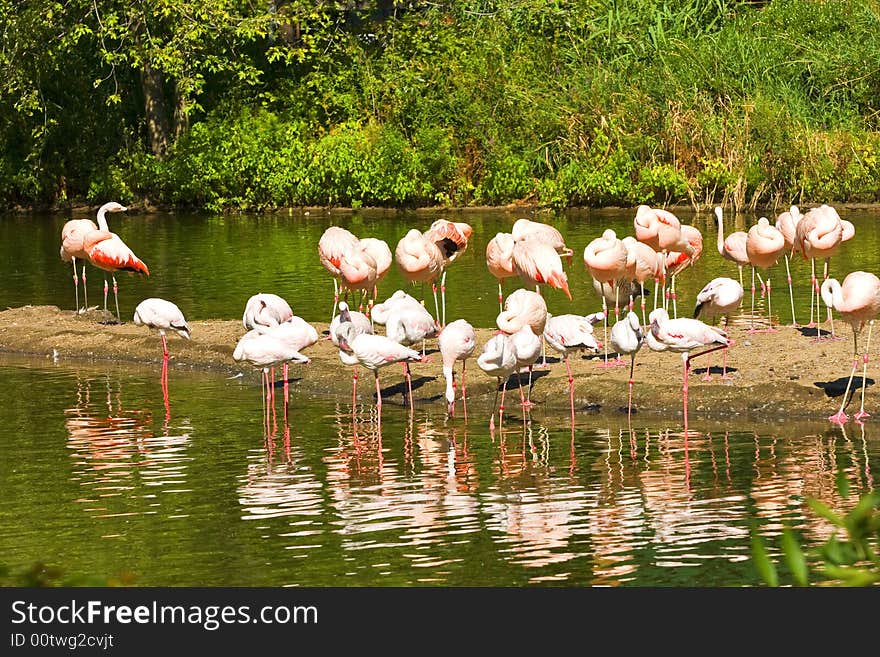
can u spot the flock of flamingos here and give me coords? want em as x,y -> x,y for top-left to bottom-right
59,201 -> 880,431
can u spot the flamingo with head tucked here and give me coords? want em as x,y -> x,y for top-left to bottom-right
820,272 -> 880,424
795,204 -> 845,337
634,205 -> 693,305
422,219 -> 472,326
359,237 -> 392,316
746,217 -> 786,331
395,228 -> 446,321
477,332 -> 518,431
584,229 -> 628,366
83,204 -> 149,323
243,293 -> 294,330
318,225 -> 360,322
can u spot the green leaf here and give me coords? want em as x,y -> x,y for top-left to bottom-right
806,498 -> 844,527
751,532 -> 778,587
781,528 -> 809,586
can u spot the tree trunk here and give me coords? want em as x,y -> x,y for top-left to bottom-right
141,60 -> 170,158
172,81 -> 189,140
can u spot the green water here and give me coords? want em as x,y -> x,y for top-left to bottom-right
2,207 -> 880,586
0,354 -> 877,586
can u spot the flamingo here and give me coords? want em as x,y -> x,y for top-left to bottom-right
395,228 -> 446,322
359,237 -> 392,314
83,206 -> 149,323
509,324 -> 542,408
820,272 -> 880,424
477,332 -> 518,431
330,301 -> 373,405
422,219 -> 472,327
584,228 -> 628,366
634,205 -> 693,308
543,313 -> 601,419
646,307 -> 731,436
774,205 -> 802,325
664,224 -> 703,317
318,226 -> 360,321
371,289 -> 425,324
438,318 -> 476,418
714,206 -> 749,288
496,288 -> 548,337
384,305 -> 440,409
133,297 -> 190,412
609,311 -> 644,418
242,293 -> 294,330
251,314 -> 319,408
511,218 -> 573,262
693,277 -> 744,380
60,203 -> 125,312
746,217 -> 786,331
334,321 -> 425,427
795,204 -> 844,337
622,236 -> 661,325
511,234 -> 572,299
233,330 -> 311,430
486,232 -> 518,312
338,243 -> 378,312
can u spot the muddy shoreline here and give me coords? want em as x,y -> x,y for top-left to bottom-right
1,305 -> 869,423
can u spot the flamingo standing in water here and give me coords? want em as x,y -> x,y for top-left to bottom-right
133,297 -> 191,413
385,305 -> 440,409
477,332 -> 518,431
746,217 -> 786,331
543,313 -> 601,420
486,232 -> 518,312
774,205 -> 802,325
334,321 -> 425,428
693,277 -> 743,380
820,271 -> 880,424
60,204 -> 125,312
646,307 -> 731,436
634,205 -> 693,309
318,226 -> 360,322
83,204 -> 149,322
251,315 -> 319,409
438,318 -> 476,418
330,301 -> 373,405
584,229 -> 628,366
795,205 -> 844,338
610,311 -> 644,418
714,206 -> 749,288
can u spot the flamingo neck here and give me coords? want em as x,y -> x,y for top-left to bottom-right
715,210 -> 725,256
96,207 -> 109,231
443,365 -> 455,403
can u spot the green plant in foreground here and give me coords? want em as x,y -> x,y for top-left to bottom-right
751,479 -> 880,587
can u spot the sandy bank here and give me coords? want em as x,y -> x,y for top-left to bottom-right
0,305 -> 869,422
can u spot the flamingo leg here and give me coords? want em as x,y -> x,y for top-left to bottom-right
830,328 -> 860,424
283,362 -> 289,417
808,257 -> 816,327
784,254 -> 797,326
682,352 -> 690,439
374,370 -> 382,427
82,264 -> 89,310
404,362 -> 414,411
671,274 -> 678,319
766,274 -> 775,331
461,359 -> 468,422
161,332 -> 168,358
432,281 -> 441,326
653,276 -> 659,312
855,320 -> 874,421
738,265 -> 743,291
112,275 -> 120,323
721,347 -> 732,380
599,296 -> 610,367
331,278 -> 339,324
352,365 -> 359,408
490,379 -> 500,432
824,259 -> 836,337
702,350 -> 712,382
499,378 -> 508,428
627,353 -> 636,419
103,276 -> 109,313
161,352 -> 170,420
517,369 -> 527,407
749,266 -> 757,332
640,282 -> 647,327
71,258 -> 80,312
497,281 -> 504,314
440,270 -> 447,328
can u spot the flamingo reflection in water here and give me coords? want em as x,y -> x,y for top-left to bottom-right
133,298 -> 191,418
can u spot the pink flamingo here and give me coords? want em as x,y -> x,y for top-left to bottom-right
133,297 -> 191,409
438,318 -> 476,418
83,209 -> 150,323
820,272 -> 880,424
584,228 -> 628,366
610,311 -> 644,418
795,205 -> 844,337
496,288 -> 548,337
385,305 -> 440,409
512,218 -> 573,262
510,324 -> 542,408
634,205 -> 693,307
646,307 -> 731,437
512,234 -> 572,299
60,202 -> 126,312
664,224 -> 703,317
253,315 -> 319,409
544,313 -> 601,419
774,205 -> 802,325
318,226 -> 360,321
746,217 -> 786,331
334,321 -> 425,428
693,277 -> 743,380
242,293 -> 293,330
486,232 -> 518,312
395,228 -> 446,322
338,244 -> 378,313
714,206 -> 749,288
622,236 -> 661,325
477,332 -> 518,431
330,301 -> 373,405
423,219 -> 472,327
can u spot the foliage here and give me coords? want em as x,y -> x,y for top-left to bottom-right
751,476 -> 880,587
0,561 -> 136,587
2,0 -> 880,210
